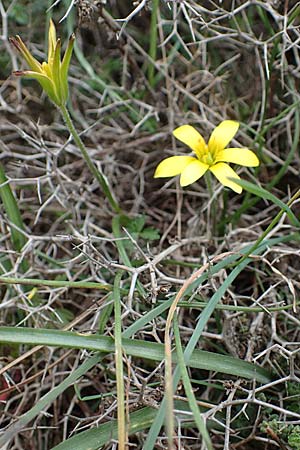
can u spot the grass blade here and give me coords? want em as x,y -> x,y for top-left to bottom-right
114,271 -> 127,449
0,327 -> 271,383
51,407 -> 157,450
173,315 -> 213,449
0,353 -> 103,448
0,162 -> 28,273
228,178 -> 300,227
143,244 -> 277,449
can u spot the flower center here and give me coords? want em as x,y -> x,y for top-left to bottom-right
200,151 -> 215,166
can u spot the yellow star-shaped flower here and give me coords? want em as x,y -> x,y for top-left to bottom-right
10,20 -> 75,106
154,121 -> 259,193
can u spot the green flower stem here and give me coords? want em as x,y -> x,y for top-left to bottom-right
111,215 -> 146,297
204,171 -> 217,235
60,104 -> 121,214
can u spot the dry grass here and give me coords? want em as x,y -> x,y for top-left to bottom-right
0,1 -> 300,449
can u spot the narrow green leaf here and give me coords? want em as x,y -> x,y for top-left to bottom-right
0,353 -> 103,448
113,272 -> 126,448
0,162 -> 27,253
174,315 -> 212,449
0,327 -> 271,383
51,407 -> 157,450
228,178 -> 300,227
143,236 -> 282,449
0,275 -> 112,291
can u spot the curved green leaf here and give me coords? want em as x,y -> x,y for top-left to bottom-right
228,178 -> 300,227
51,407 -> 156,450
0,327 -> 271,383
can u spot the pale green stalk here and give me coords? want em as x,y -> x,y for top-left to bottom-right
164,322 -> 174,450
111,215 -> 146,297
114,271 -> 127,450
204,171 -> 217,235
173,315 -> 212,449
0,275 -> 112,291
60,104 -> 121,214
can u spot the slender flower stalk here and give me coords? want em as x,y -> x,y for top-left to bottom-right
10,20 -> 121,213
60,104 -> 121,213
155,121 -> 259,193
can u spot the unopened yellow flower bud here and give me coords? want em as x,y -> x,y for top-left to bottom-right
10,19 -> 75,106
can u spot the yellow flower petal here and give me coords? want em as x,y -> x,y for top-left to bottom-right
48,19 -> 57,63
209,162 -> 242,193
173,125 -> 207,158
61,34 -> 75,102
154,156 -> 196,178
208,120 -> 239,153
52,39 -> 62,99
9,36 -> 42,73
11,20 -> 74,107
41,61 -> 52,78
14,70 -> 59,105
180,160 -> 209,187
215,148 -> 259,167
